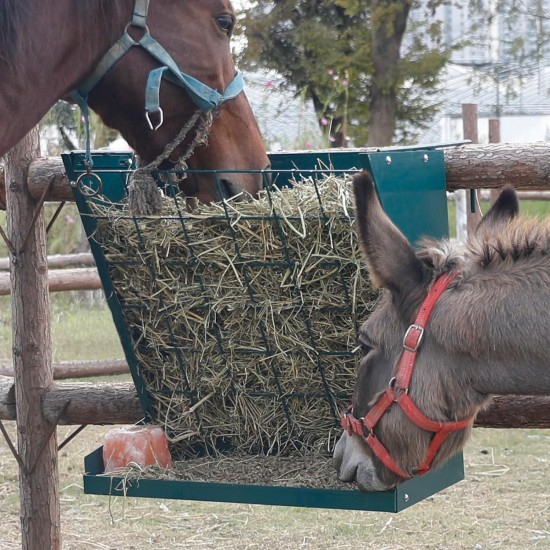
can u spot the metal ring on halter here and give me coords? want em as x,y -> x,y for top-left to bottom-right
389,376 -> 408,395
75,172 -> 103,198
124,22 -> 150,35
145,107 -> 164,131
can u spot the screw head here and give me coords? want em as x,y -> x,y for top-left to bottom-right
423,154 -> 429,162
385,155 -> 392,165
403,493 -> 410,502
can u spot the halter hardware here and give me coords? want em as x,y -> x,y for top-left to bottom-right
69,0 -> 244,173
341,270 -> 474,479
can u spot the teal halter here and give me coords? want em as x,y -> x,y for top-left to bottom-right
70,0 -> 244,168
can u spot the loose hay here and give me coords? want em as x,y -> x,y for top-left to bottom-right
87,173 -> 380,458
105,454 -> 356,490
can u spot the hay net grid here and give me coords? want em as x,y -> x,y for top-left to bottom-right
81,166 -> 380,460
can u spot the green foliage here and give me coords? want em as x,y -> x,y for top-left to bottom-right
239,0 -> 449,146
0,204 -> 82,258
40,101 -> 120,155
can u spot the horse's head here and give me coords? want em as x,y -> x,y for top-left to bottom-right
87,0 -> 268,203
334,173 -> 519,491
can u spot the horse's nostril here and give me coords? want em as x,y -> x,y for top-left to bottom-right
262,169 -> 272,189
219,178 -> 234,199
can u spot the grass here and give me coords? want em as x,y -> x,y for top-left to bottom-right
447,197 -> 550,238
0,294 -> 124,365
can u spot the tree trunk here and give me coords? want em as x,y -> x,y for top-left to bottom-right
367,0 -> 411,146
6,129 -> 61,549
329,116 -> 347,148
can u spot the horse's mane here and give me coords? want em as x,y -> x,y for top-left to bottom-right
0,1 -> 125,66
417,216 -> 550,278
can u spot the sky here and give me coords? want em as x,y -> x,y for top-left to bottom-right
232,0 -> 249,11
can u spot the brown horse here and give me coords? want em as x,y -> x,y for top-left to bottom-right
0,0 -> 268,203
334,171 -> 550,491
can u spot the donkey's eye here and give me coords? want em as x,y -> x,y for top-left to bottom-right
216,14 -> 235,34
357,333 -> 373,356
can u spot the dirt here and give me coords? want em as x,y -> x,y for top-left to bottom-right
1,423 -> 550,549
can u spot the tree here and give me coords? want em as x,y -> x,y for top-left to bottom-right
239,0 -> 449,146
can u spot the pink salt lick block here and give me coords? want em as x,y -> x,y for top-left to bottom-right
103,425 -> 172,473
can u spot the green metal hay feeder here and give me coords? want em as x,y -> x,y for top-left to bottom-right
62,145 -> 463,513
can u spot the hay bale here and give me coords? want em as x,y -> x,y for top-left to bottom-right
89,174 -> 379,457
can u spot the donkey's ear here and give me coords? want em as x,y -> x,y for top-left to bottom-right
353,171 -> 426,294
475,185 -> 518,235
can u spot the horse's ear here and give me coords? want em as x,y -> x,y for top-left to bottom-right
353,171 -> 426,294
475,185 -> 519,235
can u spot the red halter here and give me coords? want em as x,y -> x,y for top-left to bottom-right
341,271 -> 474,479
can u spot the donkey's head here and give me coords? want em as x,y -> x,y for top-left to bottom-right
333,173 -> 519,491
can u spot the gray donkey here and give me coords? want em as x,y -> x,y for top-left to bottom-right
334,171 -> 550,491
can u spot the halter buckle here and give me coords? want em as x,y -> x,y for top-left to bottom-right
403,324 -> 424,352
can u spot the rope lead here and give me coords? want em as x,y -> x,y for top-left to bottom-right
127,111 -> 213,215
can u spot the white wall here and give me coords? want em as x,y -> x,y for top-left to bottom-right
441,114 -> 550,144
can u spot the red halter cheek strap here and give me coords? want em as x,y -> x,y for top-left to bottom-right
341,271 -> 474,479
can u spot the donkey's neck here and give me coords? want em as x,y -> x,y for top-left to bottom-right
0,1 -> 130,156
432,266 -> 550,396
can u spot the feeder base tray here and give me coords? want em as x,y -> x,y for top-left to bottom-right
84,447 -> 464,513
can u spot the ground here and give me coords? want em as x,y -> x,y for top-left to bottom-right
1,423 -> 549,549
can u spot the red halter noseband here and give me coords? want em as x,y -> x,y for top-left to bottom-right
341,271 -> 474,479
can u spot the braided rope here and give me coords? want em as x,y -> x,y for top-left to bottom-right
128,111 -> 214,215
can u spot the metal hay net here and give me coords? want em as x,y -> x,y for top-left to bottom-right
80,167 -> 380,459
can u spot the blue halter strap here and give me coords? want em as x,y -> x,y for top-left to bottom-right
69,0 -> 245,168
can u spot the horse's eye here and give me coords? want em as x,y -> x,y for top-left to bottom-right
216,14 -> 235,34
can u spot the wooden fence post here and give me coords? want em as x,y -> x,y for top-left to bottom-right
462,104 -> 482,234
488,118 -> 501,205
5,128 -> 60,549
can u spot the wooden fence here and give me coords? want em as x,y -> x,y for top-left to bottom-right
1,141 -> 550,426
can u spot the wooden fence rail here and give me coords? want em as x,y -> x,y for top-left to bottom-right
0,359 -> 129,379
0,374 -> 549,427
2,143 -> 550,207
0,267 -> 101,296
0,252 -> 95,270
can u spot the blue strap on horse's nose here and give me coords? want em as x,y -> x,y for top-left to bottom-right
163,68 -> 244,112
145,66 -> 244,124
